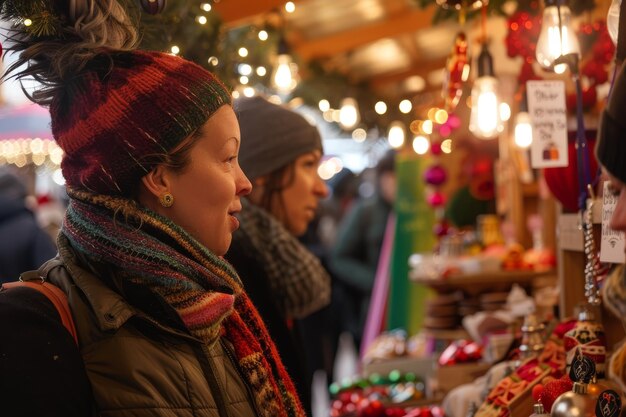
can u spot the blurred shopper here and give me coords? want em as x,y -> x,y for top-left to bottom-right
329,150 -> 396,348
0,168 -> 56,283
227,96 -> 331,414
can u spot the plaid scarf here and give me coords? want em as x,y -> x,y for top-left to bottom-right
62,188 -> 305,417
235,200 -> 331,319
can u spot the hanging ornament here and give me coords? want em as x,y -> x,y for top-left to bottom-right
551,354 -> 599,417
539,376 -> 574,413
140,0 -> 166,15
563,307 -> 606,378
595,390 -> 622,417
519,314 -> 546,359
442,32 -> 470,112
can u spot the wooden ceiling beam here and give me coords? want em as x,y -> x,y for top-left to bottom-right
293,6 -> 436,61
212,0 -> 286,27
368,57 -> 448,91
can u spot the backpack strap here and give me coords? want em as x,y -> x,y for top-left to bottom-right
2,261 -> 78,345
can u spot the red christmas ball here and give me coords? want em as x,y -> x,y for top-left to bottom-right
532,383 -> 544,402
539,377 -> 573,412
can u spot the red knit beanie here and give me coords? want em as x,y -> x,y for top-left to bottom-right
51,50 -> 231,196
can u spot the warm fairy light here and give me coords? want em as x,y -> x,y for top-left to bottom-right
197,15 -> 208,25
318,99 -> 330,112
208,56 -> 219,66
318,157 -> 343,180
352,128 -> 367,143
238,64 -> 252,76
170,45 -> 180,55
23,18 -> 32,26
256,66 -> 267,76
238,47 -> 249,57
258,30 -> 269,41
412,135 -> 430,155
232,90 -> 241,99
239,76 -> 249,84
243,87 -> 255,97
53,169 -> 65,186
427,108 -> 438,121
422,120 -> 433,135
399,99 -> 412,114
441,139 -> 453,154
434,109 -> 449,124
375,101 -> 387,115
339,98 -> 360,130
285,2 -> 296,13
200,3 -> 212,12
388,122 -> 406,148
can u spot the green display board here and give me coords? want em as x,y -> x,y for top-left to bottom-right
386,150 -> 436,334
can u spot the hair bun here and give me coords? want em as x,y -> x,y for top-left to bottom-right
1,0 -> 139,105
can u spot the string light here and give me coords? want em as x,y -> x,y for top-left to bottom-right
238,47 -> 249,57
412,135 -> 430,155
352,128 -> 367,143
285,2 -> 296,13
200,3 -> 212,12
388,121 -> 406,149
258,30 -> 269,41
239,76 -> 249,84
196,15 -> 207,25
399,99 -> 412,114
374,101 -> 387,114
208,56 -> 219,66
256,66 -> 267,76
170,45 -> 180,55
318,99 -> 330,112
339,98 -> 360,130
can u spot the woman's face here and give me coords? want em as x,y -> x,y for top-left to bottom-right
607,171 -> 626,238
146,106 -> 252,256
267,150 -> 328,236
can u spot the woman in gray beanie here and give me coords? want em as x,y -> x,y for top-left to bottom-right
226,96 -> 331,413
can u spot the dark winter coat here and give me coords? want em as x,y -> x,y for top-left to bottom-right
0,195 -> 57,283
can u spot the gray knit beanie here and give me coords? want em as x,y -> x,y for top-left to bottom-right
235,96 -> 323,180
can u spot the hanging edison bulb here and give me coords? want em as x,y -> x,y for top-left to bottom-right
469,43 -> 503,140
515,93 -> 533,148
607,0 -> 621,45
272,36 -> 298,93
535,0 -> 581,74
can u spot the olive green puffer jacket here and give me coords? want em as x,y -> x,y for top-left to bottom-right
47,235 -> 259,417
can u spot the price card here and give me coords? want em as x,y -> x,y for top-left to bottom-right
526,81 -> 569,168
600,181 -> 625,263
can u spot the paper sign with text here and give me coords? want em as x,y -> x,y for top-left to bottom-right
526,81 -> 569,168
601,181 -> 625,263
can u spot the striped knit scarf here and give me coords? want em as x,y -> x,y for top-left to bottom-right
62,188 -> 305,417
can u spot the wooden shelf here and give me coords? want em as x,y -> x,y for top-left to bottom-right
411,269 -> 556,294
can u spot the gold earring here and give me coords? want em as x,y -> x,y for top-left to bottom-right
159,193 -> 174,208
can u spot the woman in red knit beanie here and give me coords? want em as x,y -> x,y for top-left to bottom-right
0,2 -> 306,417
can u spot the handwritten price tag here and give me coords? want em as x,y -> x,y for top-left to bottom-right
526,81 -> 569,168
600,181 -> 625,264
